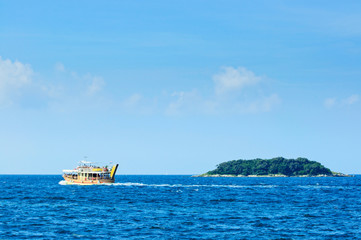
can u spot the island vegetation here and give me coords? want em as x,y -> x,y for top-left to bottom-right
198,157 -> 349,177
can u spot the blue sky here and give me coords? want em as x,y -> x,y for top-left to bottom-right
1,0 -> 361,174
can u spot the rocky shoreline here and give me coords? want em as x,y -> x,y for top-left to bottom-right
193,173 -> 353,177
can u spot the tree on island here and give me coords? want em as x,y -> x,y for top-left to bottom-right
206,157 -> 333,176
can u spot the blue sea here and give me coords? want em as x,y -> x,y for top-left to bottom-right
1,175 -> 361,239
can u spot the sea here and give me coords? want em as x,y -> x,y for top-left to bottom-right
0,175 -> 361,239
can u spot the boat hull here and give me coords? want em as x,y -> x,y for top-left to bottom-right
63,175 -> 115,185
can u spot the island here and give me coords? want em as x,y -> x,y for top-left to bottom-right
196,157 -> 350,177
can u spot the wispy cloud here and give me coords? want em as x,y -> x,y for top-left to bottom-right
122,93 -> 142,108
41,85 -> 64,98
1,59 -> 280,115
344,94 -> 359,105
0,58 -> 107,110
166,90 -> 200,115
50,63 -> 105,97
0,56 -> 33,105
324,98 -> 336,108
54,62 -> 65,72
86,76 -> 104,96
119,93 -> 157,115
324,94 -> 359,108
246,94 -> 281,113
164,66 -> 280,115
213,67 -> 261,95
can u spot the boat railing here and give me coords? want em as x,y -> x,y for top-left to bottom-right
63,174 -> 111,181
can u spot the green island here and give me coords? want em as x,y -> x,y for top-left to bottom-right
196,157 -> 351,177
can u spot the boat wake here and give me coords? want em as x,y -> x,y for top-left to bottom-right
110,182 -> 278,188
58,180 -> 67,185
58,181 -> 350,190
58,180 -> 277,188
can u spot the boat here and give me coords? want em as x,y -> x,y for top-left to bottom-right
62,160 -> 119,185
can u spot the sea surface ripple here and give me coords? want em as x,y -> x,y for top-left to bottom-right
1,175 -> 361,239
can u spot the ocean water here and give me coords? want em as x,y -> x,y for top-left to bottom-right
1,175 -> 361,239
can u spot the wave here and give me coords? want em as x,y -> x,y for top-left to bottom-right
111,182 -> 279,188
296,185 -> 354,189
58,181 -> 355,190
58,180 -> 279,188
58,179 -> 285,188
58,180 -> 67,185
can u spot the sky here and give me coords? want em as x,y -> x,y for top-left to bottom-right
0,0 -> 361,174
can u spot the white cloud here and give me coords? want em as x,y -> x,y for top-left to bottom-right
0,57 -> 33,104
0,58 -> 108,111
86,76 -> 104,96
213,66 -> 261,95
162,66 -> 280,115
0,59 -> 278,115
324,98 -> 336,108
344,94 -> 359,105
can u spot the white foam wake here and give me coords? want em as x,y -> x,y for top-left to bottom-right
111,182 -> 277,188
58,180 -> 68,185
58,180 -> 278,188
